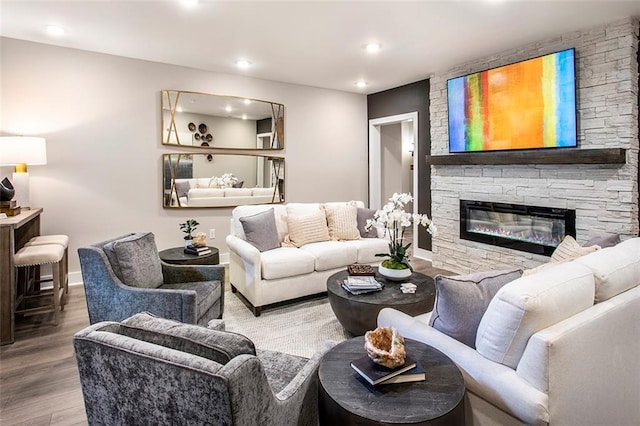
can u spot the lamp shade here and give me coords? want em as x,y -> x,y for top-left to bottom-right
0,136 -> 47,166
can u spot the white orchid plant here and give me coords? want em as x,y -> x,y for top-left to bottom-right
365,192 -> 437,271
210,173 -> 238,189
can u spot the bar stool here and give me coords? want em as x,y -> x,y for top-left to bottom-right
25,235 -> 69,305
14,244 -> 66,326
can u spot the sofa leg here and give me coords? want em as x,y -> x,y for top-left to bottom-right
231,284 -> 237,293
253,306 -> 262,317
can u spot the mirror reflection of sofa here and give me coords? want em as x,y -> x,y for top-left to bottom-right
172,178 -> 277,207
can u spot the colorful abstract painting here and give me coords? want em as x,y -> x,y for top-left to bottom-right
447,48 -> 577,153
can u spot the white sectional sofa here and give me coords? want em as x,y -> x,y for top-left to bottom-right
378,237 -> 640,426
226,201 -> 389,316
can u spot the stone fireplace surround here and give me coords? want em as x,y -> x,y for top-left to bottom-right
429,17 -> 639,274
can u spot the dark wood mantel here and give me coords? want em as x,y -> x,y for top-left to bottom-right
426,148 -> 626,166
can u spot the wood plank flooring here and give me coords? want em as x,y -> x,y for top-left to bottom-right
0,259 -> 451,425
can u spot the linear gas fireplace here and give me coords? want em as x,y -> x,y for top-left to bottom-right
460,200 -> 576,256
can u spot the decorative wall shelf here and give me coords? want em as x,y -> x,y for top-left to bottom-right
426,148 -> 626,166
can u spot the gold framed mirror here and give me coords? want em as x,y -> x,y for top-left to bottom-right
163,153 -> 285,208
161,90 -> 284,150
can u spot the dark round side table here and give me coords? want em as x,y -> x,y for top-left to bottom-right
318,336 -> 465,425
327,268 -> 435,336
158,246 -> 219,265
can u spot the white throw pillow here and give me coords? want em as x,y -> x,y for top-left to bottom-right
323,202 -> 361,241
573,237 -> 640,302
475,262 -> 595,369
282,210 -> 330,247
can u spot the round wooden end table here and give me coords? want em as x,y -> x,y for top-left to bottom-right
158,246 -> 219,265
326,268 -> 435,336
318,336 -> 465,425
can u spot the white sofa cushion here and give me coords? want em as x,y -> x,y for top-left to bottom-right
342,238 -> 389,264
300,241 -> 358,271
260,247 -> 315,280
573,237 -> 640,302
475,262 -> 595,369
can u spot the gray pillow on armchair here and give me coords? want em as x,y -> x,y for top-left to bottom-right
103,232 -> 164,288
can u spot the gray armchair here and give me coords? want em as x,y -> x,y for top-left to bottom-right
78,232 -> 224,326
73,312 -> 334,426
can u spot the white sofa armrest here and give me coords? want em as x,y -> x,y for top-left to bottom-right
226,234 -> 261,266
378,308 -> 549,425
517,285 -> 640,426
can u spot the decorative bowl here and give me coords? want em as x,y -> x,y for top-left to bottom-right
378,264 -> 412,281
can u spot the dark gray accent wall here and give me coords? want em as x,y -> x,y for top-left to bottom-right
368,79 -> 431,251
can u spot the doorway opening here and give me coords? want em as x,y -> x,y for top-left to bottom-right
369,112 -> 430,260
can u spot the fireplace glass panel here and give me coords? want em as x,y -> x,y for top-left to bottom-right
460,200 -> 576,256
467,210 -> 565,247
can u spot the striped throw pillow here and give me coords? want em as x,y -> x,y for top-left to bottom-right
550,235 -> 601,263
323,202 -> 361,241
282,210 -> 331,247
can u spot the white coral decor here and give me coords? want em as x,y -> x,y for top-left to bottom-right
365,192 -> 436,271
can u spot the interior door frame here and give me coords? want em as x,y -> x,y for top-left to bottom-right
368,112 -> 430,260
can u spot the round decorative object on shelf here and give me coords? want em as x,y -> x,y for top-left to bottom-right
205,134 -> 213,142
198,123 -> 207,133
378,264 -> 412,281
206,154 -> 213,162
200,142 -> 209,147
0,177 -> 15,202
195,133 -> 201,140
188,122 -> 196,132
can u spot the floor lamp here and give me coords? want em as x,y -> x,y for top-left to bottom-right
0,136 -> 47,209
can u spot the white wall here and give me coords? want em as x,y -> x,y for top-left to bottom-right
0,38 -> 368,281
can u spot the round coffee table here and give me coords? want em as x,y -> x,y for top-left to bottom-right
158,246 -> 220,265
318,336 -> 465,425
327,269 -> 435,336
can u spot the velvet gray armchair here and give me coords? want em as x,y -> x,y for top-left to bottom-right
73,312 -> 334,426
78,232 -> 224,326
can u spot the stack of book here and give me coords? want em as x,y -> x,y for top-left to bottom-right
350,355 -> 426,386
184,245 -> 212,256
341,276 -> 383,295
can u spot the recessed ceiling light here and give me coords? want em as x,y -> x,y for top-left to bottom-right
225,105 -> 232,112
243,99 -> 251,105
176,106 -> 183,113
241,114 -> 248,120
235,59 -> 252,69
365,43 -> 382,53
356,80 -> 368,88
45,25 -> 65,36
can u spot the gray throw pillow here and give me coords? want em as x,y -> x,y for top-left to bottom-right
429,268 -> 523,348
120,312 -> 255,364
357,207 -> 377,238
240,208 -> 281,252
175,181 -> 191,198
584,233 -> 620,248
106,232 -> 164,288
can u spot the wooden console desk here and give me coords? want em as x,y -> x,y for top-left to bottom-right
0,208 -> 42,345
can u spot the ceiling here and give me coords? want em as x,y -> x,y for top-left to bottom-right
1,1 -> 639,94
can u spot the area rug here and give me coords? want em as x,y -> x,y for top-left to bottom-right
223,291 -> 350,358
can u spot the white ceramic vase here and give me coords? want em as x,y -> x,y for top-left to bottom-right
184,238 -> 193,249
378,264 -> 412,281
